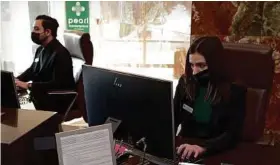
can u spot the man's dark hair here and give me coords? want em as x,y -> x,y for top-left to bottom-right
36,15 -> 59,38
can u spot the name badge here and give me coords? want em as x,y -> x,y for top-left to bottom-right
34,58 -> 39,63
183,104 -> 193,114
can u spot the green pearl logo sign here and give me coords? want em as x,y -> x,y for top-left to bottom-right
66,1 -> 89,33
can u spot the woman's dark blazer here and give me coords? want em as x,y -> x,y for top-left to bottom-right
174,75 -> 247,155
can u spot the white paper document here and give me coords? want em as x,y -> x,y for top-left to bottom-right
55,123 -> 116,165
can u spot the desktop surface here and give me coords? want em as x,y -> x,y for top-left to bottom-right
1,108 -> 60,165
125,140 -> 280,165
205,142 -> 280,165
1,108 -> 57,145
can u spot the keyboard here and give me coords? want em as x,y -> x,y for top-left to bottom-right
19,95 -> 30,105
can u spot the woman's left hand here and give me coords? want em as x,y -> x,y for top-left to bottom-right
177,144 -> 206,159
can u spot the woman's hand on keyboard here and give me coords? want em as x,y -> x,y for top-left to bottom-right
177,144 -> 205,160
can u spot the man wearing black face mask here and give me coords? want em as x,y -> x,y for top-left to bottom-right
15,15 -> 75,112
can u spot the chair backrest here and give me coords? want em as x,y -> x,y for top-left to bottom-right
63,30 -> 94,122
222,42 -> 274,141
64,30 -> 93,64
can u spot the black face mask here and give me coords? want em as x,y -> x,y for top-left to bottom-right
193,69 -> 210,86
31,32 -> 43,45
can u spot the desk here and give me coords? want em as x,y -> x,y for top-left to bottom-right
1,108 -> 60,165
205,143 -> 280,165
125,141 -> 280,165
53,124 -> 280,165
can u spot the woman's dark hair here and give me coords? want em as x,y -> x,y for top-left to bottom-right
183,36 -> 230,104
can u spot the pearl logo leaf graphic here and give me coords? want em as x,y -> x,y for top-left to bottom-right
71,2 -> 85,16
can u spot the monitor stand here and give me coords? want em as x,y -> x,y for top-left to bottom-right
105,117 -> 122,134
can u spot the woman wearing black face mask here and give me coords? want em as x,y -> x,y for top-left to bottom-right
174,36 -> 247,161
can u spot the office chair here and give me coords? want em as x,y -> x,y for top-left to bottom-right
222,42 -> 274,142
48,30 -> 93,122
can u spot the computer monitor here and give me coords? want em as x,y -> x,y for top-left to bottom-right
82,65 -> 175,162
1,70 -> 20,109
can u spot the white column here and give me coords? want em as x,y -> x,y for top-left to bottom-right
1,1 -> 32,74
90,1 -> 101,66
49,1 -> 66,45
